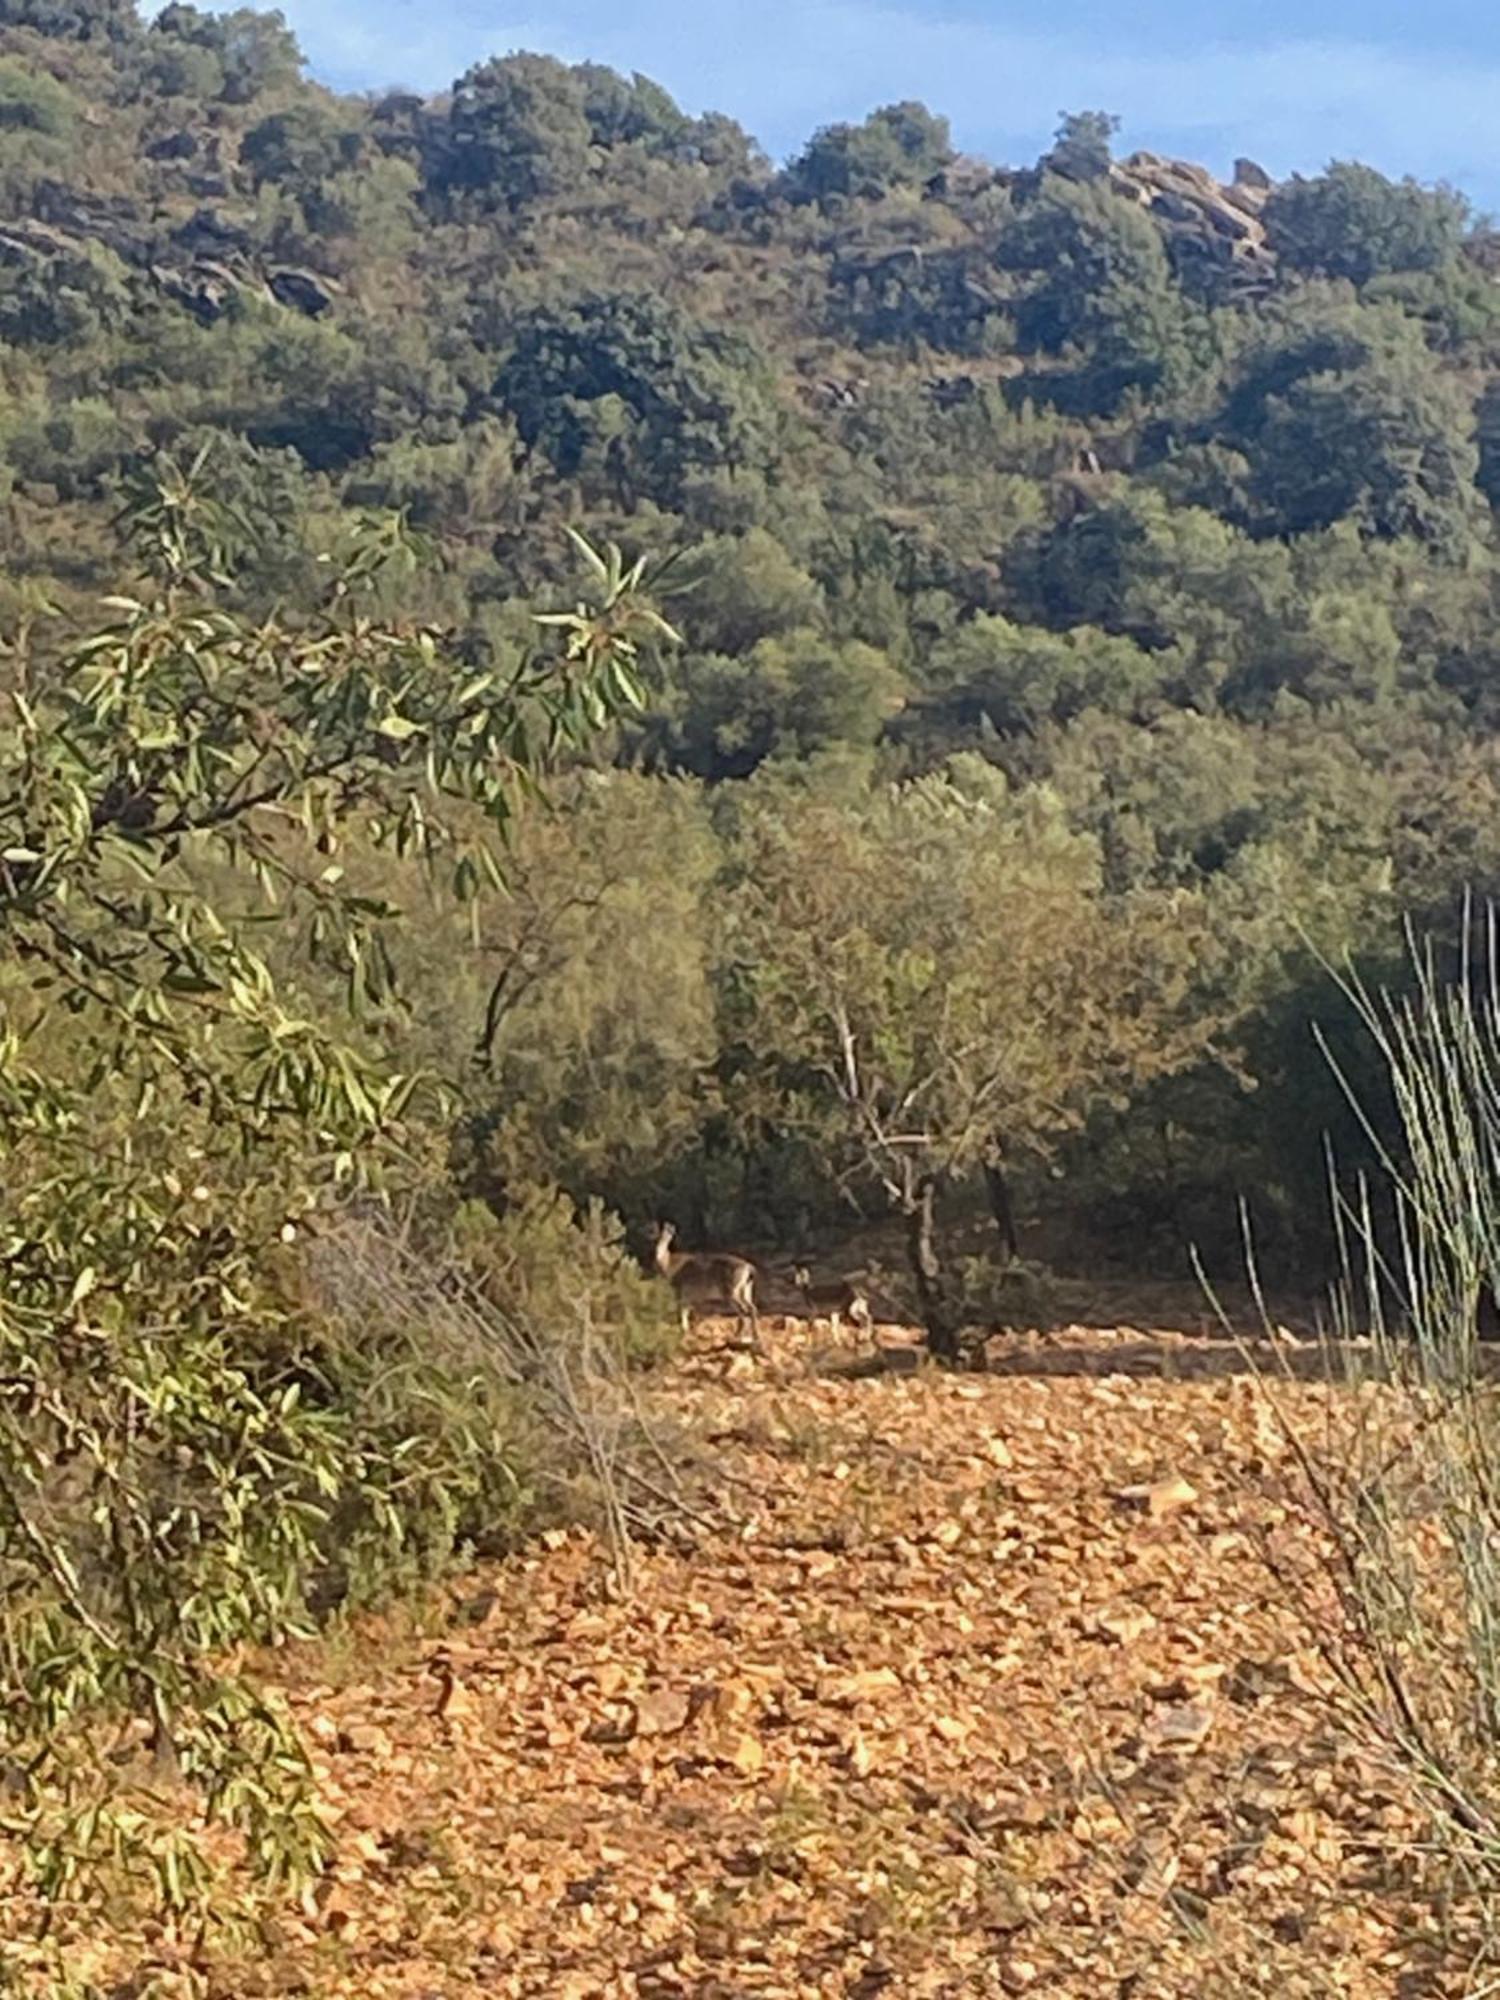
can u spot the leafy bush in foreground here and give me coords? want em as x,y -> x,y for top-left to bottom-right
0,466 -> 678,1970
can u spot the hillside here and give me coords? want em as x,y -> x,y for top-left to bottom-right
3,9 -> 1500,1271
9,10 -> 1500,1986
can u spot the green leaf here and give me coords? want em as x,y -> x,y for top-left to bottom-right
564,526 -> 610,582
374,713 -> 423,742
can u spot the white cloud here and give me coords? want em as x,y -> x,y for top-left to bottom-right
276,0 -> 1500,207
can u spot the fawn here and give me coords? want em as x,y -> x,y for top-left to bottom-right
792,1265 -> 873,1344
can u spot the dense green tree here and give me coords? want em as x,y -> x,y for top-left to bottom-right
1229,316 -> 1484,552
242,100 -> 362,191
215,311 -> 376,469
497,291 -> 778,505
149,3 -> 302,102
682,109 -> 762,177
0,0 -> 134,38
830,240 -> 1013,355
404,772 -> 721,1214
1029,703 -> 1500,1263
727,776 -> 1232,1353
1046,108 -> 1119,182
0,55 -> 78,194
785,100 -> 952,203
139,25 -> 222,94
676,529 -> 823,654
575,62 -> 687,150
0,54 -> 76,135
344,419 -> 520,539
1265,162 -> 1468,286
1000,175 -> 1203,411
1016,489 -> 1250,649
1251,357 -> 1480,549
645,630 -> 903,778
0,241 -> 129,348
433,52 -> 594,208
3,390 -> 134,498
922,613 -> 1173,734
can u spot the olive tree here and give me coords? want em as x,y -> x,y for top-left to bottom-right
725,770 -> 1229,1358
0,466 -> 675,1958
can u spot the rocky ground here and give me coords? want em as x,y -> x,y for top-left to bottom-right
46,1312 -> 1483,1998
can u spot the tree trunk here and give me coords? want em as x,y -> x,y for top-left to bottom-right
1156,1118 -> 1189,1252
906,1173 -> 962,1365
983,1141 -> 1019,1263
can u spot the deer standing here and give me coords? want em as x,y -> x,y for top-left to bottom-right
653,1222 -> 761,1353
792,1265 -> 874,1345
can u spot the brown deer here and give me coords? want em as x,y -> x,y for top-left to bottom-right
653,1222 -> 761,1353
792,1265 -> 874,1345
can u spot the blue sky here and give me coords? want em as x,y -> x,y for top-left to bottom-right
274,0 -> 1500,213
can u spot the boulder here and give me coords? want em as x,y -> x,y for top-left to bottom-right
1108,175 -> 1153,208
1201,199 -> 1254,242
1220,182 -> 1270,219
152,259 -> 253,323
1233,157 -> 1274,191
1154,158 -> 1219,196
0,220 -> 74,264
1109,145 -> 1275,296
1149,190 -> 1201,226
268,266 -> 339,316
172,207 -> 255,259
32,181 -> 148,263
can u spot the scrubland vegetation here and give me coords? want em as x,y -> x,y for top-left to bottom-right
5,2 -> 1500,1987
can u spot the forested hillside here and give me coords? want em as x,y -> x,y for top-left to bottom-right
6,1 -> 1500,1273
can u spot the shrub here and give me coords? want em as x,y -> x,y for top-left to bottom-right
0,462 -> 679,1970
452,1187 -> 679,1373
1263,915 -> 1500,1942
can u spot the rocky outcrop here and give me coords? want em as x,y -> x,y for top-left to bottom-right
151,258 -> 260,323
3,181 -> 341,323
1109,151 -> 1277,295
169,205 -> 256,262
267,267 -> 339,316
934,148 -> 1281,298
32,180 -> 152,263
0,218 -> 82,264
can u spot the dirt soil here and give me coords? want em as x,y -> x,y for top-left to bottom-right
107,1317 -> 1475,1997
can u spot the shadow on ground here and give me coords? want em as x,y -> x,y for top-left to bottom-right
813,1324 -> 1500,1384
